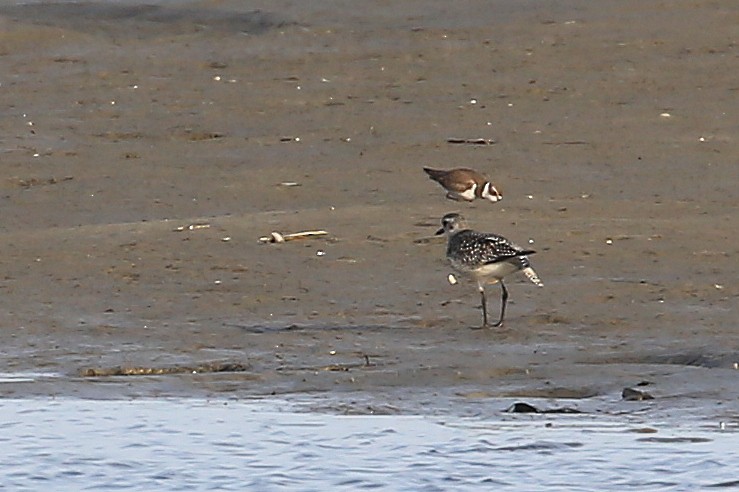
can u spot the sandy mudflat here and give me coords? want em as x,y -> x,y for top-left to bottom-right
0,0 -> 736,417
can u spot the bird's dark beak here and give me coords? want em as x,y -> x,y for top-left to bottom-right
435,227 -> 444,235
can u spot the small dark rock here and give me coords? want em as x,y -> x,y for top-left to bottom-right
505,402 -> 584,414
622,387 -> 655,401
506,402 -> 540,413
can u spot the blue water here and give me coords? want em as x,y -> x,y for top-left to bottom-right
1,398 -> 737,491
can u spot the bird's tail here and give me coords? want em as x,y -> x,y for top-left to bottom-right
423,167 -> 445,180
522,266 -> 543,287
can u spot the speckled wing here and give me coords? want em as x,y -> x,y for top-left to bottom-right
483,234 -> 532,260
448,231 -> 533,268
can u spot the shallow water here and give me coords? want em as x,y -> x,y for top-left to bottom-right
2,398 -> 737,491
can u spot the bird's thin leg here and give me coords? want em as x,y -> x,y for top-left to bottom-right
479,285 -> 488,327
492,281 -> 508,327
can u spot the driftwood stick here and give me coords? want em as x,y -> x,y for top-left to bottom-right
259,230 -> 328,243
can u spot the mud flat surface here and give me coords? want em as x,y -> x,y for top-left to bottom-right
0,0 -> 736,418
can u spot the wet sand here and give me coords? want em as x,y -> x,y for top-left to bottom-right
0,1 -> 737,417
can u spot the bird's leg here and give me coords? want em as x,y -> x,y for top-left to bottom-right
446,192 -> 462,201
492,281 -> 508,327
479,285 -> 488,328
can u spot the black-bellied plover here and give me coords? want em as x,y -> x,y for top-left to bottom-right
423,167 -> 502,203
436,213 -> 542,328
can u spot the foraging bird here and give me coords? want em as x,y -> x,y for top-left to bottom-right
423,167 -> 502,203
436,213 -> 542,328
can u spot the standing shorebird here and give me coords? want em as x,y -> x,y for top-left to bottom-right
423,167 -> 502,203
436,213 -> 542,328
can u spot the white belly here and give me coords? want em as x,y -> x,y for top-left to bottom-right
454,184 -> 477,201
453,260 -> 520,283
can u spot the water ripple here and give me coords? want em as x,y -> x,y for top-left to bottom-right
1,399 -> 737,491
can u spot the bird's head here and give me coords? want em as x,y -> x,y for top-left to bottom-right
435,213 -> 466,236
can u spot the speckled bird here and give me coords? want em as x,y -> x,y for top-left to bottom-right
436,213 -> 542,328
423,167 -> 502,203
